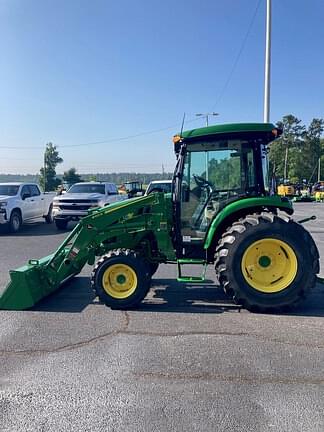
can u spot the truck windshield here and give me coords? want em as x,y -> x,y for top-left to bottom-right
68,184 -> 105,194
0,185 -> 19,196
146,182 -> 172,194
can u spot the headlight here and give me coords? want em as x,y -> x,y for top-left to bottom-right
0,202 -> 7,207
53,202 -> 60,208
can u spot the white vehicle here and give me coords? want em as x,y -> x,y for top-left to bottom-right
0,183 -> 54,233
52,182 -> 128,229
145,180 -> 172,195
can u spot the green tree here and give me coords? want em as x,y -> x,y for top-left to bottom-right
303,119 -> 324,183
287,118 -> 324,183
320,138 -> 324,180
63,167 -> 82,185
269,115 -> 305,182
208,157 -> 240,190
269,116 -> 324,184
39,143 -> 63,191
87,174 -> 97,181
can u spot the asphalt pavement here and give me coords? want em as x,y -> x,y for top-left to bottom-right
1,203 -> 324,431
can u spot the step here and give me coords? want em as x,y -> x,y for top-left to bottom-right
177,259 -> 206,265
177,259 -> 207,283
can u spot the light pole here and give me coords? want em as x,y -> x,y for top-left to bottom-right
43,148 -> 46,192
195,112 -> 219,127
195,113 -> 219,181
263,0 -> 271,123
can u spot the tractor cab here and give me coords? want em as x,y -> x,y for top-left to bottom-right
124,181 -> 144,198
172,123 -> 282,258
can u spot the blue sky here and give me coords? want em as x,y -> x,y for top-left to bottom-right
0,0 -> 323,174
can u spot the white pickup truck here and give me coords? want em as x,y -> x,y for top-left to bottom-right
52,182 -> 128,229
0,183 -> 54,232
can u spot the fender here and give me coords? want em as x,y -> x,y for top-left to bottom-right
204,195 -> 293,249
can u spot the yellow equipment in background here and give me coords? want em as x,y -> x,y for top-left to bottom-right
277,184 -> 295,197
313,181 -> 324,202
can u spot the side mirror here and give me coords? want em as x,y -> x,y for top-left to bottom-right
22,193 -> 31,200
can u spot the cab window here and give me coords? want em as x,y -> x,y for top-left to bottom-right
21,185 -> 32,199
29,185 -> 41,196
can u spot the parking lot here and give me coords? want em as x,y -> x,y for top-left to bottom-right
1,202 -> 324,431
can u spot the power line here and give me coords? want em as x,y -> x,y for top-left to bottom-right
210,0 -> 262,110
0,117 -> 201,150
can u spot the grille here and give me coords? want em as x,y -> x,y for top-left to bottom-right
59,204 -> 92,211
59,199 -> 98,204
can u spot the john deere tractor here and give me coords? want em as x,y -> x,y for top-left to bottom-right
0,123 -> 319,312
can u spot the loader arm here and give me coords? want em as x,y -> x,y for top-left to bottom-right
0,193 -> 175,310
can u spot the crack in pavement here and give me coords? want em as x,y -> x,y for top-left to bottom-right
1,310 -> 324,356
132,371 -> 324,386
0,311 -> 130,357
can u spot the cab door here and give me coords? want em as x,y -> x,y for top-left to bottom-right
20,185 -> 33,220
178,146 -> 248,259
29,184 -> 42,218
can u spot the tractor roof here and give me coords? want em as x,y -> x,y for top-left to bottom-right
180,122 -> 277,140
173,122 -> 281,153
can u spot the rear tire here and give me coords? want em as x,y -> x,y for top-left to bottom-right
9,210 -> 22,233
91,249 -> 151,309
55,219 -> 68,230
215,212 -> 319,312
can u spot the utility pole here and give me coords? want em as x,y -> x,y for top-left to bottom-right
263,0 -> 271,123
195,112 -> 219,127
195,113 -> 219,181
284,144 -> 288,181
43,147 -> 46,192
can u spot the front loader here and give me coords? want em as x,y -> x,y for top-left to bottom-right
0,123 -> 319,312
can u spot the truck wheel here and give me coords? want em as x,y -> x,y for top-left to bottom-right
45,204 -> 53,224
91,249 -> 151,309
215,213 -> 319,312
9,210 -> 22,233
55,219 -> 68,230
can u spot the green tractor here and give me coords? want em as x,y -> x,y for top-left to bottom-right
124,180 -> 144,198
0,123 -> 319,312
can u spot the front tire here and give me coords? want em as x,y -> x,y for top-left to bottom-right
55,219 -> 68,230
91,249 -> 151,309
215,213 -> 319,312
9,210 -> 22,233
45,204 -> 53,224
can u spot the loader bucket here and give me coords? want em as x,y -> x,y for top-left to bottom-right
0,254 -> 56,310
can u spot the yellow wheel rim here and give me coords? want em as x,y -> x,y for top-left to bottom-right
241,238 -> 298,293
102,264 -> 137,299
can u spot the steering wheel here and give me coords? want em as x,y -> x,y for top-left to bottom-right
193,175 -> 214,191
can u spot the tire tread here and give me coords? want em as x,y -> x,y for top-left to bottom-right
215,212 -> 319,312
